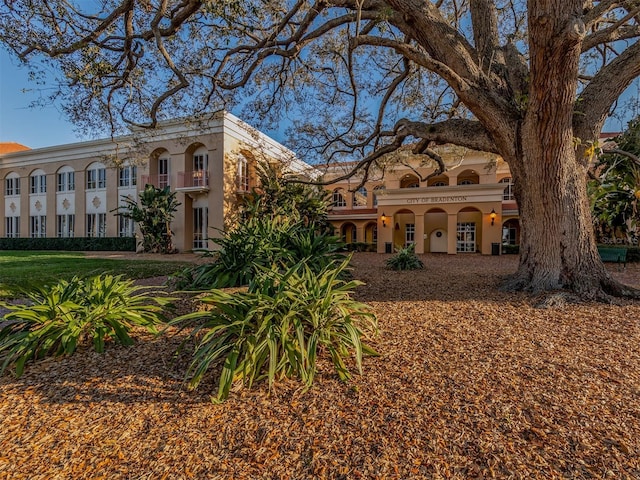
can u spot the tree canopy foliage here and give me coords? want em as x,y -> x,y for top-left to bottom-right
1,1 -> 636,165
590,116 -> 640,245
2,1 -> 640,298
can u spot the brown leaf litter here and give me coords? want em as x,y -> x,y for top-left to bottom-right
1,253 -> 639,479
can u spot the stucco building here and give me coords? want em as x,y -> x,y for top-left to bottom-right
324,146 -> 520,255
0,112 -> 309,252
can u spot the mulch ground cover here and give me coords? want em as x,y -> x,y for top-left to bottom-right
1,253 -> 639,479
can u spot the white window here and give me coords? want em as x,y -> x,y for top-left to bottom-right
500,177 -> 514,200
193,207 -> 208,249
119,165 -> 137,188
5,217 -> 20,238
87,213 -> 107,237
352,187 -> 368,207
30,174 -> 46,194
459,179 -> 475,185
5,175 -> 20,196
87,166 -> 107,189
333,189 -> 347,207
57,171 -> 75,192
119,216 -> 135,237
29,215 -> 46,238
56,214 -> 75,238
405,223 -> 415,246
158,157 -> 169,188
433,181 -> 447,187
456,222 -> 476,252
237,155 -> 249,192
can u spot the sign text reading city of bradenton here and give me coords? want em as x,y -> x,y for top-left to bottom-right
406,196 -> 468,204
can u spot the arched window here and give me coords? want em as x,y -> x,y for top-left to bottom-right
30,169 -> 47,194
401,174 -> 420,188
428,175 -> 449,187
457,169 -> 479,185
4,172 -> 20,196
237,154 -> 249,192
333,189 -> 347,207
500,177 -> 514,200
56,166 -> 75,192
352,186 -> 368,207
373,185 -> 385,206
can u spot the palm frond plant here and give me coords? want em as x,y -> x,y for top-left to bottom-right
174,213 -> 346,290
171,257 -> 378,402
0,274 -> 173,377
114,184 -> 181,253
386,244 -> 425,271
173,163 -> 345,290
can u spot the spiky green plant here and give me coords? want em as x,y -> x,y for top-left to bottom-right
386,244 -> 425,271
171,258 -> 378,402
173,213 -> 345,289
114,184 -> 181,253
0,275 -> 172,377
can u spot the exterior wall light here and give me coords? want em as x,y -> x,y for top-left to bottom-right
490,208 -> 497,226
381,212 -> 387,228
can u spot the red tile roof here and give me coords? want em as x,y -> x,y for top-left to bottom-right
0,142 -> 30,154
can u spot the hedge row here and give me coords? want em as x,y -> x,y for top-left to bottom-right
341,242 -> 377,253
0,237 -> 136,251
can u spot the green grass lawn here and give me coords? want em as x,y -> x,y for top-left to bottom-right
0,251 -> 193,297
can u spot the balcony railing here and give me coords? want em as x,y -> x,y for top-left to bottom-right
140,174 -> 170,189
177,170 -> 209,190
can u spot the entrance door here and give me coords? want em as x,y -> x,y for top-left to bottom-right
456,222 -> 476,252
430,229 -> 448,252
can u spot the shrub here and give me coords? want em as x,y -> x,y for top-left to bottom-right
343,242 -> 376,252
0,275 -> 172,377
386,244 -> 424,270
174,215 -> 346,289
114,184 -> 180,253
171,258 -> 378,402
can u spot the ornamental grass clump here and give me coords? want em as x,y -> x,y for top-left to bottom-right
171,257 -> 378,402
386,244 -> 425,271
0,274 -> 172,377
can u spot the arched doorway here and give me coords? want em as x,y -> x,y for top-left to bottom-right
364,222 -> 378,246
502,219 -> 520,246
456,206 -> 482,253
341,222 -> 357,244
393,209 -> 416,248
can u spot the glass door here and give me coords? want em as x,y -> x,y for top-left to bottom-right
456,222 -> 476,252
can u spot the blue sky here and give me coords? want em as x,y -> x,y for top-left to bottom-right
1,48 -> 639,150
0,50 -> 89,148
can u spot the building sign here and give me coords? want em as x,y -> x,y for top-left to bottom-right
376,185 -> 505,207
406,196 -> 468,204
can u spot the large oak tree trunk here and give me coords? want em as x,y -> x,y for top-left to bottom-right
501,0 -> 637,299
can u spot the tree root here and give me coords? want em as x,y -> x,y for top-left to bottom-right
501,271 -> 640,307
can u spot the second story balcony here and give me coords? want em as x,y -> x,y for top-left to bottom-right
176,170 -> 209,194
140,174 -> 170,189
